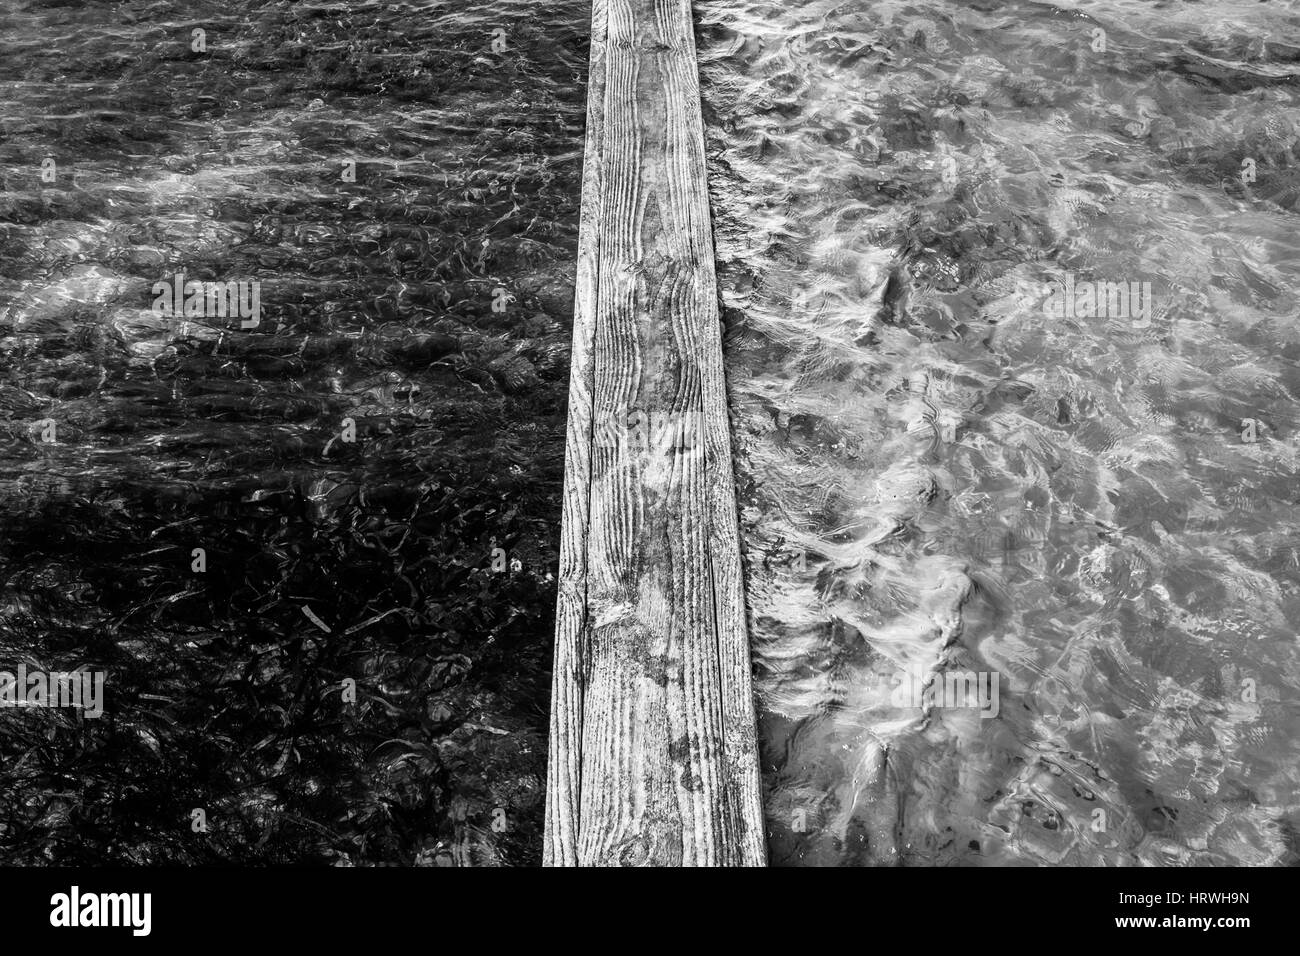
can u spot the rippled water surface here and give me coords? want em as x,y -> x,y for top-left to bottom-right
698,0 -> 1300,865
6,0 -> 1300,868
0,0 -> 587,864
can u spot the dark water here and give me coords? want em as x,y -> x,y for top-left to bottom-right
0,0 -> 587,865
698,0 -> 1300,865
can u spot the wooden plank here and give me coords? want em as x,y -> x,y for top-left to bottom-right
543,0 -> 766,867
543,0 -> 607,869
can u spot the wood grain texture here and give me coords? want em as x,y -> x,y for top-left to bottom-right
543,0 -> 766,867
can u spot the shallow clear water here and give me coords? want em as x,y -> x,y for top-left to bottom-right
698,0 -> 1300,865
0,0 -> 586,864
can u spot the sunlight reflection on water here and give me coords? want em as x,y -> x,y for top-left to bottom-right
698,0 -> 1300,866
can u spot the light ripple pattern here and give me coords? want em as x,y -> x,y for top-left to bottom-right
697,0 -> 1300,866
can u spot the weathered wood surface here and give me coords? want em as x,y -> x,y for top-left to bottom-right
543,0 -> 767,866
